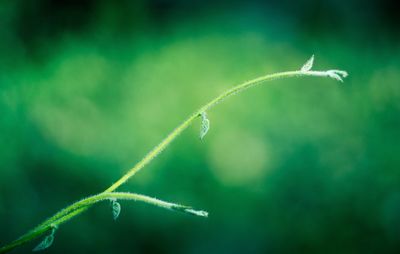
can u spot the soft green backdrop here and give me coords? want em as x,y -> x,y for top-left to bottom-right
1,1 -> 400,253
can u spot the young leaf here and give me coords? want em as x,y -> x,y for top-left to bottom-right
199,112 -> 210,140
326,70 -> 348,82
171,205 -> 209,217
301,55 -> 314,72
110,199 -> 121,220
32,225 -> 57,252
200,112 -> 210,139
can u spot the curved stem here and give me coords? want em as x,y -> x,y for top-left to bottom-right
0,68 -> 347,253
104,70 -> 317,192
49,192 -> 208,219
0,192 -> 207,253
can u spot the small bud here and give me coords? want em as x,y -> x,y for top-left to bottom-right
199,112 -> 210,140
183,208 -> 209,217
171,205 -> 208,217
301,55 -> 314,72
326,70 -> 348,82
110,199 -> 121,220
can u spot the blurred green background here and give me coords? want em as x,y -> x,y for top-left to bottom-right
1,0 -> 400,253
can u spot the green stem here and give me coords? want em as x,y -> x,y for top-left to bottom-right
105,70 -> 333,192
0,68 -> 347,253
0,192 -> 207,253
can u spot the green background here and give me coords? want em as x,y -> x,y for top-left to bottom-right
1,0 -> 400,253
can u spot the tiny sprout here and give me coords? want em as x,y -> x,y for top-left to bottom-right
170,205 -> 209,217
199,112 -> 210,140
326,70 -> 348,82
110,198 -> 121,220
301,54 -> 314,72
32,224 -> 57,252
183,208 -> 209,217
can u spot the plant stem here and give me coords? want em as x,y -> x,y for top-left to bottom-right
105,70 -> 331,192
0,192 -> 207,253
0,68 -> 347,253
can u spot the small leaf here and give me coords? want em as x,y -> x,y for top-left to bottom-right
110,199 -> 121,220
199,112 -> 210,140
32,225 -> 57,252
301,55 -> 314,72
32,235 -> 54,252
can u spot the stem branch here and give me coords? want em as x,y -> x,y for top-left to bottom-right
0,68 -> 346,253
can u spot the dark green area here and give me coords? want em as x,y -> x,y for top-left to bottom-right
1,0 -> 400,253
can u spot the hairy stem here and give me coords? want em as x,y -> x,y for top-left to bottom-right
0,67 -> 347,253
0,192 -> 207,253
106,70 -> 340,192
